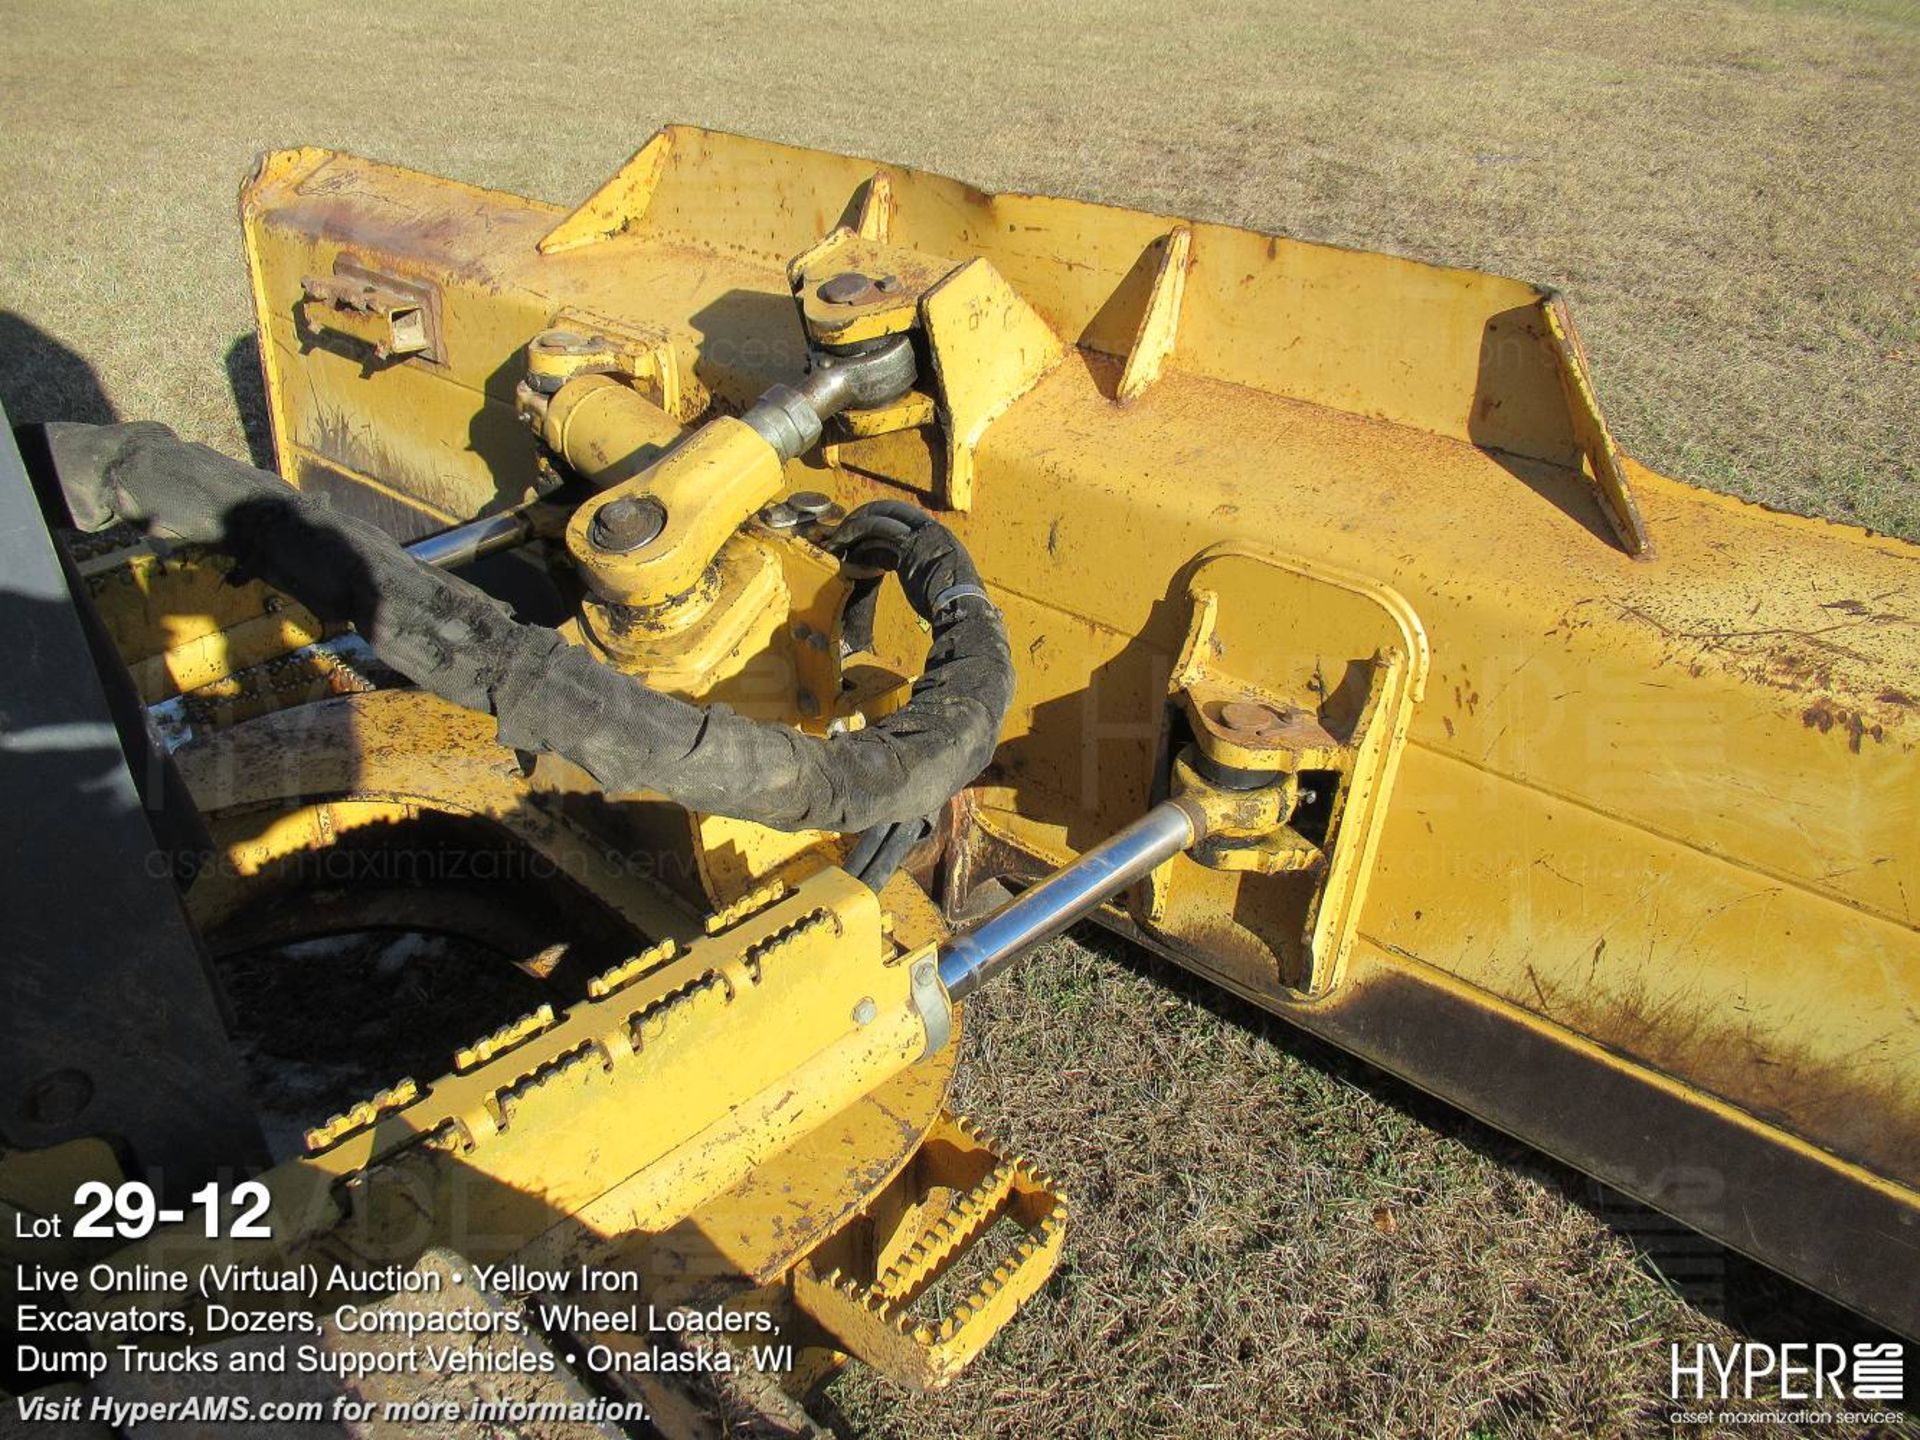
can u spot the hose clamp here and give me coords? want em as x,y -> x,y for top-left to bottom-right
929,582 -> 990,616
910,955 -> 953,1058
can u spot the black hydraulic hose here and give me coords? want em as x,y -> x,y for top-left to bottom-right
38,422 -> 1015,835
844,812 -> 933,890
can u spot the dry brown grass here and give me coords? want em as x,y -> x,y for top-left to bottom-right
1,0 -> 1915,535
2,2 -> 1915,1436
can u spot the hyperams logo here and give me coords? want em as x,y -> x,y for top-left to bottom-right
1669,1342 -> 1905,1407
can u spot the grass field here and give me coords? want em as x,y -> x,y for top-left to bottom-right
2,1 -> 1916,1436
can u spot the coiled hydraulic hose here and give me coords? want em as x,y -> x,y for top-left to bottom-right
39,422 -> 1015,837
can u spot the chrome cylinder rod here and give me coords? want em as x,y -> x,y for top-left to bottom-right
936,799 -> 1203,1002
404,511 -> 532,569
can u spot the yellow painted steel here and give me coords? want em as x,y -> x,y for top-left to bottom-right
61,678 -> 1064,1388
793,1113 -> 1068,1389
562,414 -> 783,609
76,656 -> 1053,1389
89,866 -> 917,1307
107,121 -> 1909,1347
536,368 -> 684,487
70,540 -> 326,702
233,128 -> 1916,1192
1162,545 -> 1428,992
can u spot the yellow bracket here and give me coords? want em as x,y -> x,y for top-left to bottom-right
792,1114 -> 1067,1391
784,233 -> 1067,512
788,230 -> 950,347
855,171 -> 894,241
1156,544 -> 1428,994
531,309 -> 707,423
297,267 -> 441,364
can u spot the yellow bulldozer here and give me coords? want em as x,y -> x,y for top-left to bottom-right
1,126 -> 1913,1427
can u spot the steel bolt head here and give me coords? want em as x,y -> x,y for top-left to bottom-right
758,500 -> 801,530
819,271 -> 875,305
535,329 -> 595,354
788,490 -> 833,519
589,495 -> 667,553
1218,700 -> 1285,735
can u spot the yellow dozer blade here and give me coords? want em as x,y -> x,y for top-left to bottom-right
231,128 -> 1920,1339
8,126 -> 1912,1412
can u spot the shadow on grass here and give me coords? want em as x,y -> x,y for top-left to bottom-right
0,316 -> 277,476
0,312 -> 117,425
225,331 -> 277,471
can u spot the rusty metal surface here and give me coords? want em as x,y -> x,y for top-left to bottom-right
1275,945 -> 1920,1339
